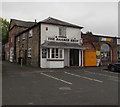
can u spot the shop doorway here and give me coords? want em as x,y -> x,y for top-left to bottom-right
70,49 -> 79,66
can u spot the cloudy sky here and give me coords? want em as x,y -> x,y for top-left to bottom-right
2,1 -> 118,37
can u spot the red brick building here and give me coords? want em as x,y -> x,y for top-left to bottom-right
82,32 -> 118,66
9,19 -> 35,62
4,42 -> 9,60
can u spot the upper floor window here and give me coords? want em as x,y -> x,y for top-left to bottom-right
28,48 -> 31,57
11,37 -> 12,43
18,37 -> 20,42
29,30 -> 32,37
59,27 -> 66,37
22,33 -> 25,40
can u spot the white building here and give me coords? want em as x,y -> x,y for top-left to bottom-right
40,17 -> 85,68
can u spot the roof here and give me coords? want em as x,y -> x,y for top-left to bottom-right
11,19 -> 35,28
82,32 -> 119,39
42,41 -> 85,50
16,17 -> 83,37
40,17 -> 83,29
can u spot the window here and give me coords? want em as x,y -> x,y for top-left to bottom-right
56,48 -> 58,58
18,37 -> 20,42
42,49 -> 47,58
11,37 -> 12,43
28,48 -> 31,57
49,48 -> 62,59
59,49 -> 62,58
101,44 -> 110,61
59,27 -> 66,37
29,30 -> 32,37
48,48 -> 50,58
52,48 -> 55,58
22,34 -> 25,40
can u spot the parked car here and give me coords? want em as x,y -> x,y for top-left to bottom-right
108,63 -> 120,72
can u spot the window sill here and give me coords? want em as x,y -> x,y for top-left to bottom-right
47,59 -> 64,61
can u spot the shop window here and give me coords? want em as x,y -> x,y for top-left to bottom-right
101,44 -> 110,61
48,48 -> 50,58
42,49 -> 47,58
52,48 -> 55,58
28,48 -> 31,57
29,30 -> 32,37
59,49 -> 62,58
59,27 -> 66,37
49,48 -> 63,59
56,48 -> 58,58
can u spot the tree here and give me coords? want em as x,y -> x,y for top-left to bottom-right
0,17 -> 10,45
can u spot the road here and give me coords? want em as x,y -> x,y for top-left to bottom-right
2,61 -> 119,105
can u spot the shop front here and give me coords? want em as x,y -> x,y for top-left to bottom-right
41,40 -> 85,68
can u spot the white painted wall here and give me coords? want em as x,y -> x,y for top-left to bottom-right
40,23 -> 82,68
47,61 -> 64,68
41,24 -> 81,44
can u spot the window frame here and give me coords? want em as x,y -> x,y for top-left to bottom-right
22,33 -> 25,40
28,48 -> 31,58
29,30 -> 32,37
42,49 -> 47,58
18,36 -> 20,42
59,26 -> 66,37
47,48 -> 63,59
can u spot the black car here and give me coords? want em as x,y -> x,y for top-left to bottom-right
108,63 -> 120,72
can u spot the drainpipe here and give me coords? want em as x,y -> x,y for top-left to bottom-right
38,24 -> 40,67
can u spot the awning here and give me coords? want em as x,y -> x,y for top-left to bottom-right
42,41 -> 86,50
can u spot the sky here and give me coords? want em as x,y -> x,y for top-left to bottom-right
1,1 -> 118,37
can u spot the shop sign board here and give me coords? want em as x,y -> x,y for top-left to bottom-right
99,37 -> 113,42
47,36 -> 80,44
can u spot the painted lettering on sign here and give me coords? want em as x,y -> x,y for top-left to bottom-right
47,36 -> 79,43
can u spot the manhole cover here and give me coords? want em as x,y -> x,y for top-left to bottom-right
59,87 -> 71,91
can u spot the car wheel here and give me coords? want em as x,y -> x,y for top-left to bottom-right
111,67 -> 115,72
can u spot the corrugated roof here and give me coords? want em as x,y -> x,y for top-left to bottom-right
42,41 -> 85,50
40,17 -> 83,29
11,19 -> 35,28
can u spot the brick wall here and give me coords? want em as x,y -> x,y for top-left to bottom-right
15,24 -> 40,67
9,21 -> 28,62
82,33 -> 118,65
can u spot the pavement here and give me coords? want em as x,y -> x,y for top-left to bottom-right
2,61 -> 119,105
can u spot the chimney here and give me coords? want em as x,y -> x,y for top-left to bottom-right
35,19 -> 37,23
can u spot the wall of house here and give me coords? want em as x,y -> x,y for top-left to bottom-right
40,23 -> 81,68
82,34 -> 118,65
16,25 -> 40,67
41,24 -> 81,44
4,42 -> 9,60
9,22 -> 28,62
